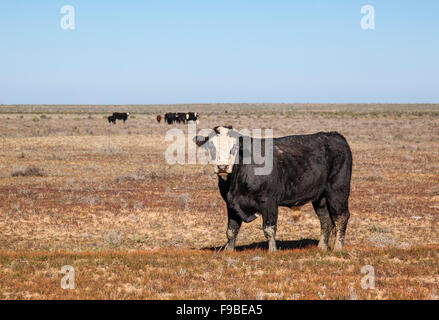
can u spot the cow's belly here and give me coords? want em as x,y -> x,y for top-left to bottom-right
235,195 -> 259,215
279,169 -> 327,205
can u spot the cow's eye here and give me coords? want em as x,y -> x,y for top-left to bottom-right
230,145 -> 237,155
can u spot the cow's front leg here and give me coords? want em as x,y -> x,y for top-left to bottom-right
263,225 -> 277,252
224,206 -> 242,251
261,204 -> 278,252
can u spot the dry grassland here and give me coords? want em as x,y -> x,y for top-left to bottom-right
0,104 -> 438,299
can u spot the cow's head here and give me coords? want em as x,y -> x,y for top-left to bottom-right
194,126 -> 238,177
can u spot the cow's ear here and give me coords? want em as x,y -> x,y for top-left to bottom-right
194,135 -> 209,147
227,129 -> 240,138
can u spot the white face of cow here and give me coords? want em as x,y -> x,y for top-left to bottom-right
214,126 -> 238,175
195,126 -> 238,176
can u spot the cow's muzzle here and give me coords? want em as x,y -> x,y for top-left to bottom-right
215,165 -> 231,176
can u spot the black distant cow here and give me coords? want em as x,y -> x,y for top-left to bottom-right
108,115 -> 116,124
195,126 -> 352,252
165,113 -> 177,124
177,112 -> 187,124
164,112 -> 199,124
187,112 -> 199,123
113,112 -> 130,123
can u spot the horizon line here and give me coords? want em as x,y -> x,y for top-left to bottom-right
1,102 -> 439,106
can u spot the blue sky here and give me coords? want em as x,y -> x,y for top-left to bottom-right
0,0 -> 438,104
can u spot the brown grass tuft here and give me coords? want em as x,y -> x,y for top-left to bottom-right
11,165 -> 46,177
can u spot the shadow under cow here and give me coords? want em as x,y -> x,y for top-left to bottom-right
203,238 -> 318,252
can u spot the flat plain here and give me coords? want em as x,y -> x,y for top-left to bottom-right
0,103 -> 438,299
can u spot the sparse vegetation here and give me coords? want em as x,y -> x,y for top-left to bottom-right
115,167 -> 167,182
11,165 -> 46,177
0,103 -> 438,299
0,246 -> 437,299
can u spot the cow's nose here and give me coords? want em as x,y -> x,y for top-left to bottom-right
217,165 -> 228,171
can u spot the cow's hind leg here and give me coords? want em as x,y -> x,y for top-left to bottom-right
224,206 -> 242,251
261,203 -> 278,252
312,196 -> 335,252
326,191 -> 350,251
330,204 -> 350,252
326,144 -> 352,251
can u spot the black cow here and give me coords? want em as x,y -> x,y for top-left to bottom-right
113,112 -> 130,123
177,112 -> 187,124
108,115 -> 116,124
165,112 -> 177,124
187,112 -> 199,123
194,126 -> 352,252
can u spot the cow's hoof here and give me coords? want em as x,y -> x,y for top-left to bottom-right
318,244 -> 329,252
333,241 -> 344,252
268,242 -> 277,252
